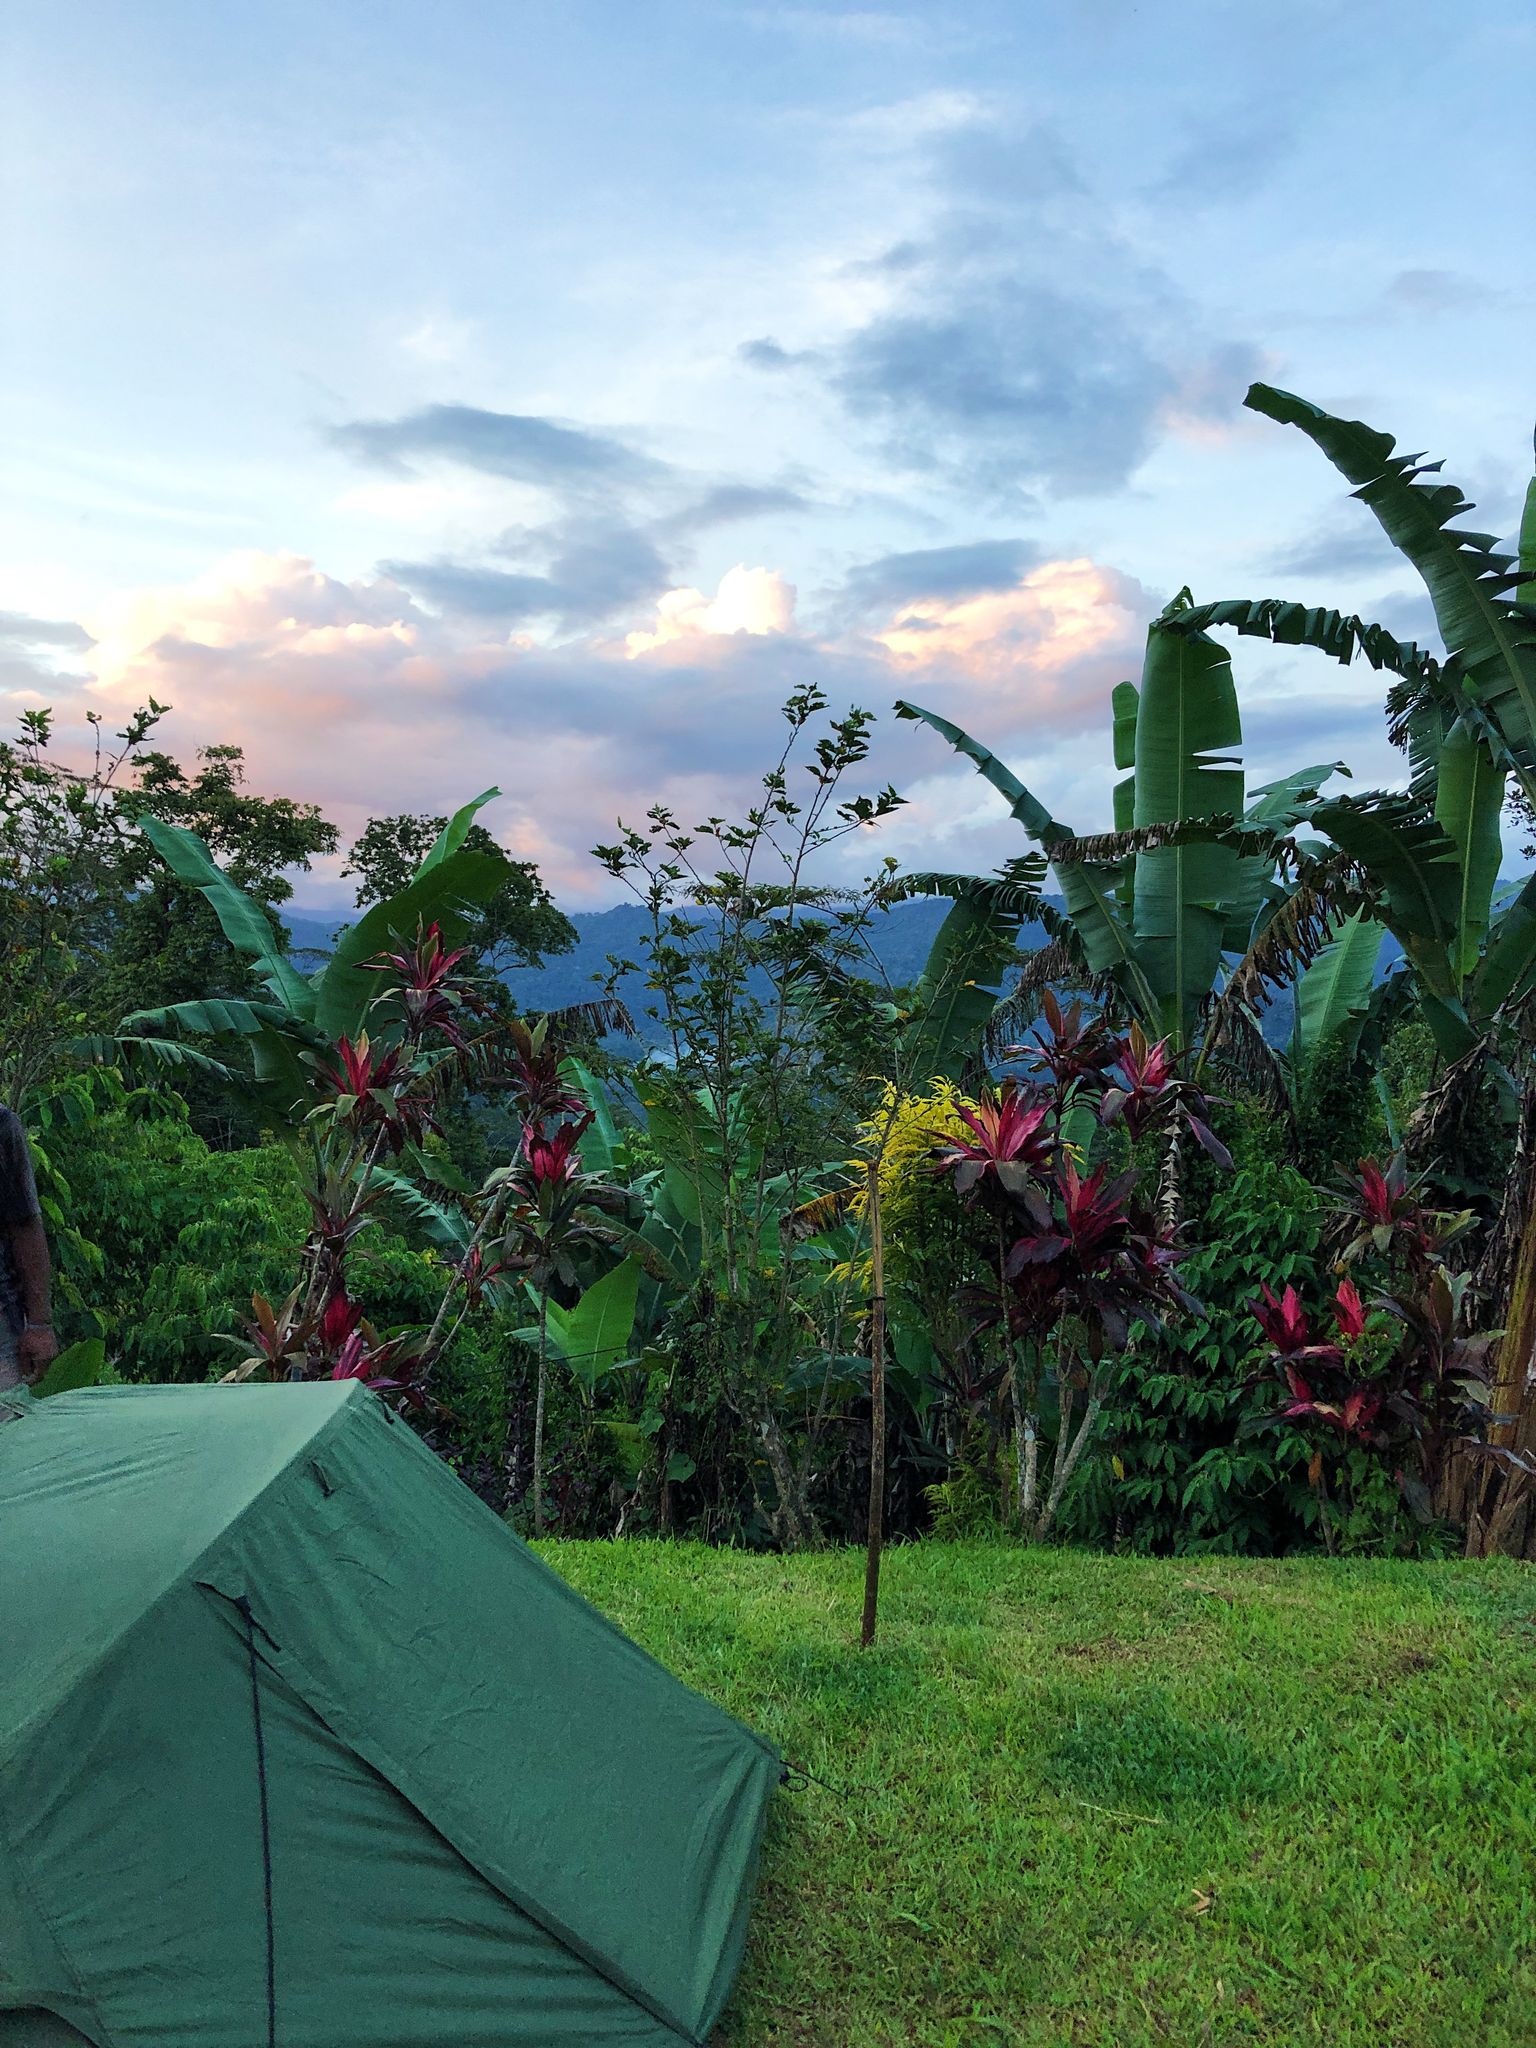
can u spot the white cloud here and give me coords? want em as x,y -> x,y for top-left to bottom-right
624,564 -> 797,655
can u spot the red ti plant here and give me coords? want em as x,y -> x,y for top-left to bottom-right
1251,1158 -> 1497,1545
1331,1155 -> 1468,1281
236,915 -> 497,1400
309,1032 -> 437,1156
1099,1022 -> 1233,1170
219,1280 -> 429,1409
362,920 -> 484,1055
1253,1278 -> 1386,1448
932,1081 -> 1054,1200
485,1105 -> 614,1533
935,1068 -> 1201,1540
1012,990 -> 1121,1096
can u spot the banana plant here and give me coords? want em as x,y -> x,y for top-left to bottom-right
103,790 -> 513,1121
1174,387 -> 1536,1067
896,603 -> 1350,1055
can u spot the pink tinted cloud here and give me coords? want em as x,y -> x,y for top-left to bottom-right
36,547 -> 1149,903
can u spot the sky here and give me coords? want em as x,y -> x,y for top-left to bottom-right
3,0 -> 1533,911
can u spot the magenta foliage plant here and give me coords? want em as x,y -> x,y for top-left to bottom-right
1247,1155 -> 1504,1543
934,1003 -> 1207,1538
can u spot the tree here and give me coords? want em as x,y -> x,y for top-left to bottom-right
0,700 -> 163,1105
343,812 -> 577,975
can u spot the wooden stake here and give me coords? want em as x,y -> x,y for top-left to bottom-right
860,1157 -> 887,1648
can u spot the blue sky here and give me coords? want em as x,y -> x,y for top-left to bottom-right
3,0 -> 1532,905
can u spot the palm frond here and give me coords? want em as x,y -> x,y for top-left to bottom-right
1223,857 -> 1365,1016
1159,594 -> 1451,684
1044,818 -> 1284,866
1402,1033 -> 1496,1168
982,939 -> 1117,1061
1202,999 -> 1297,1132
532,995 -> 638,1041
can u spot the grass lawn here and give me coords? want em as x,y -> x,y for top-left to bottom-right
540,1541 -> 1536,2048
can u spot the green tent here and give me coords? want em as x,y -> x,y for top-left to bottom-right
0,1382 -> 780,2047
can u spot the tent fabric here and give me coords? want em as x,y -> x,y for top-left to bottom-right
0,1383 -> 780,2048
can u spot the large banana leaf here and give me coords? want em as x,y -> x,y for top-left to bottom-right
1472,873 -> 1536,1017
1111,680 -> 1138,832
70,1032 -> 244,1087
314,847 -> 510,1041
1160,594 -> 1449,687
117,996 -> 304,1041
1111,681 -> 1138,915
1246,383 -> 1536,810
894,700 -> 1074,840
541,1257 -> 642,1392
370,1165 -> 476,1258
640,1088 -> 728,1242
895,701 -> 1147,1010
1131,623 -> 1245,1042
417,787 -> 499,873
559,1057 -> 629,1176
898,878 -> 1032,1084
138,817 -> 315,1016
1294,911 -> 1383,1059
1433,717 -> 1504,984
1313,793 -> 1471,1053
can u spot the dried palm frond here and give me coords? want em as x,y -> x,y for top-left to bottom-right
1203,1000 -> 1297,1136
781,1182 -> 858,1244
1213,856 -> 1366,1029
1402,1034 -> 1496,1168
983,945 -> 1120,1063
1471,1082 -> 1536,1318
1042,816 -> 1284,867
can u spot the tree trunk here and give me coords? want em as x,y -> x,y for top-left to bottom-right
1478,1194 -> 1536,1556
1008,1358 -> 1036,1523
861,1159 -> 888,1648
1036,1391 -> 1103,1540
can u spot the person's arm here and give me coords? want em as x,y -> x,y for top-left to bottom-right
11,1215 -> 58,1382
1,1111 -> 58,1384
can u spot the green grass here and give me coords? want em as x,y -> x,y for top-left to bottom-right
538,1541 -> 1536,2048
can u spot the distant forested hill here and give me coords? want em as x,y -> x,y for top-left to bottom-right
284,896 -> 1053,1048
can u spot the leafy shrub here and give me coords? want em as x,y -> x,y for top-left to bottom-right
1058,1160 -> 1328,1554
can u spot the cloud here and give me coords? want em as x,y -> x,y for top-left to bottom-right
833,277 -> 1231,499
838,538 -> 1041,615
1146,115 -> 1294,207
624,565 -> 797,654
0,610 -> 94,654
737,337 -> 818,371
328,403 -> 662,490
1378,268 -> 1494,316
872,557 -> 1144,691
387,516 -> 670,632
41,543 -> 1154,902
0,608 -> 96,698
1266,506 -> 1404,582
778,116 -> 1261,501
741,7 -> 928,44
660,482 -> 813,534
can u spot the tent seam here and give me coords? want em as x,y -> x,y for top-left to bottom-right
204,1611 -> 706,2047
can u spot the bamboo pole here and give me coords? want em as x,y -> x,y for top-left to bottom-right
860,1158 -> 888,1648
